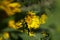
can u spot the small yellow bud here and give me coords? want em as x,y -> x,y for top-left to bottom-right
29,32 -> 35,37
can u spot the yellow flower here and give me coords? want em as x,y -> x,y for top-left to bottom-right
3,32 -> 10,39
27,16 -> 40,29
0,5 -> 14,16
8,20 -> 16,29
8,20 -> 23,29
25,16 -> 32,24
8,2 -> 21,13
29,32 -> 35,37
25,11 -> 41,29
15,21 -> 23,29
25,11 -> 47,30
25,11 -> 35,26
0,2 -> 21,16
40,14 -> 47,24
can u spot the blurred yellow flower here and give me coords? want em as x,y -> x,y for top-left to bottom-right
0,1 -> 21,16
16,21 -> 23,29
0,5 -> 14,16
40,14 -> 47,24
25,11 -> 47,30
8,20 -> 16,29
8,2 -> 21,13
3,32 -> 10,39
25,11 -> 41,29
25,16 -> 32,24
8,20 -> 23,29
27,16 -> 40,29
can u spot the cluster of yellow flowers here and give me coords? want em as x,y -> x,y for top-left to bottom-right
0,0 -> 22,39
24,11 -> 47,37
25,11 -> 40,29
8,20 -> 23,29
8,11 -> 47,37
0,0 -> 21,16
0,0 -> 22,29
25,11 -> 47,30
0,0 -> 47,37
